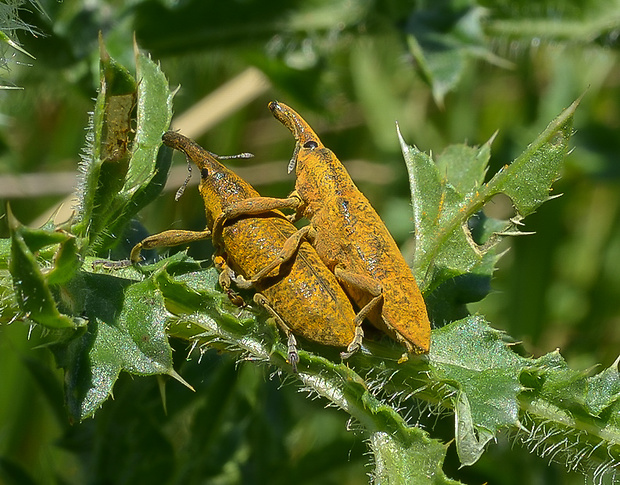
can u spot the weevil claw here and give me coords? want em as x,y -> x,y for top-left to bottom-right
288,352 -> 299,373
340,325 -> 363,359
287,333 -> 299,372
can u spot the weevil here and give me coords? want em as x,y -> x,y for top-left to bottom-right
212,102 -> 431,358
130,131 -> 359,371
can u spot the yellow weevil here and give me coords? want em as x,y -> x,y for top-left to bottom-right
130,131 -> 359,371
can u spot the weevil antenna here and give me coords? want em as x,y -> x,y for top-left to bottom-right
287,143 -> 300,174
217,152 -> 254,160
175,157 -> 192,201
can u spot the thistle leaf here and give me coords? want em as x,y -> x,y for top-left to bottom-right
402,97 -> 579,320
51,265 -> 180,421
74,36 -> 173,254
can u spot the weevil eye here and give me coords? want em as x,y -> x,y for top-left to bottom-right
303,140 -> 318,149
201,168 -> 209,178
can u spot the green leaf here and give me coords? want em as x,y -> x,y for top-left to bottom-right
74,38 -> 173,254
370,429 -> 459,485
94,44 -> 175,252
74,37 -> 137,246
130,46 -> 175,182
8,212 -> 79,330
518,351 -> 620,474
22,37 -> 175,420
402,97 -> 579,319
584,359 -> 620,416
45,235 -> 81,286
15,223 -> 72,254
523,351 -> 620,418
155,256 -> 261,350
52,270 -> 183,421
405,4 -> 511,106
429,316 -> 525,465
406,33 -> 465,109
484,105 -> 576,217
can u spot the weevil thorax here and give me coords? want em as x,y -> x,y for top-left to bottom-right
292,126 -> 360,217
196,156 -> 259,228
294,142 -> 354,212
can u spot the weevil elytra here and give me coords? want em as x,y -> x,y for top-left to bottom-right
212,103 -> 431,358
130,131 -> 359,371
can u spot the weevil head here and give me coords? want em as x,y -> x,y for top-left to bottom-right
163,131 -> 231,198
162,131 -> 259,224
268,101 -> 323,147
269,101 -> 325,173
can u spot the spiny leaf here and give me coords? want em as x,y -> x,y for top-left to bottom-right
428,316 -> 620,472
45,235 -> 81,286
0,30 -> 34,59
93,41 -> 175,251
36,37 -> 175,420
429,316 -> 525,465
518,352 -> 620,477
8,210 -> 80,330
74,36 -> 137,245
523,351 -> 620,419
51,268 -> 182,421
584,357 -> 620,416
370,430 -> 459,485
402,97 -> 579,316
74,37 -> 173,254
483,97 -> 578,215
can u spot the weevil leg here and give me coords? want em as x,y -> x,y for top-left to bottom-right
228,225 -> 314,289
254,293 -> 299,372
334,266 -> 383,359
130,229 -> 212,263
340,325 -> 365,359
213,255 -> 245,306
211,194 -> 303,248
246,225 -> 312,284
286,333 -> 300,372
285,212 -> 302,224
335,266 -> 416,361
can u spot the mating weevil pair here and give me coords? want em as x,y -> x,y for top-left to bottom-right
131,132 -> 357,371
132,102 -> 431,370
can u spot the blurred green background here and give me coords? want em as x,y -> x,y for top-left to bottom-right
1,0 -> 619,483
